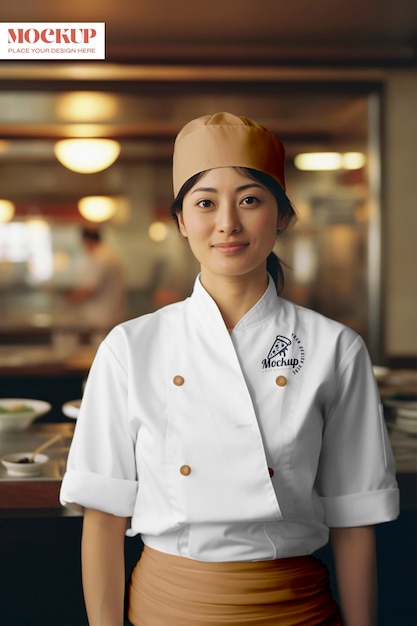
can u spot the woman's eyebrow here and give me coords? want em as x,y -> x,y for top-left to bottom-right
190,186 -> 216,194
190,183 -> 265,195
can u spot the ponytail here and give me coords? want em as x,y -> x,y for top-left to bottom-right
267,251 -> 286,294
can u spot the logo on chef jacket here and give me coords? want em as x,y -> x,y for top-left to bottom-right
261,333 -> 305,374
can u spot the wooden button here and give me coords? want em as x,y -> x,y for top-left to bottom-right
179,465 -> 191,476
173,375 -> 185,386
275,375 -> 287,387
268,467 -> 275,477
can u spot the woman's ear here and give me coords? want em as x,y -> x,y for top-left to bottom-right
277,213 -> 290,233
176,211 -> 188,238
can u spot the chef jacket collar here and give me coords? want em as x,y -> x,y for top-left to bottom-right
190,274 -> 280,331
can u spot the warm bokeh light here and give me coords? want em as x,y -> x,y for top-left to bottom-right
0,140 -> 10,154
294,153 -> 342,171
55,92 -> 119,122
26,218 -> 50,232
342,152 -> 367,170
148,221 -> 168,242
294,152 -> 366,171
54,138 -> 121,173
78,196 -> 118,222
0,199 -> 15,222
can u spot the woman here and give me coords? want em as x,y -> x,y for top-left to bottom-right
60,112 -> 399,626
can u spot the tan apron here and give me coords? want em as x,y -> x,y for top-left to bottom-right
127,546 -> 342,625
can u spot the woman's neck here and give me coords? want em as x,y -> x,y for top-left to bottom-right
200,271 -> 269,331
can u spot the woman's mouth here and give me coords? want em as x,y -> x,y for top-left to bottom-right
212,242 -> 249,254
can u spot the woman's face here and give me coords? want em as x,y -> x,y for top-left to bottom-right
177,167 -> 287,284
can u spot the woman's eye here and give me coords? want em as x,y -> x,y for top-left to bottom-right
197,199 -> 213,208
241,196 -> 259,206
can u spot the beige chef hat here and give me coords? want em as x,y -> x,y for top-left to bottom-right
172,111 -> 286,196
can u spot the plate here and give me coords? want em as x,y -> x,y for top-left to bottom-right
0,399 -> 51,432
393,420 -> 417,435
390,424 -> 417,438
1,452 -> 49,477
62,399 -> 81,419
383,398 -> 417,411
396,406 -> 417,418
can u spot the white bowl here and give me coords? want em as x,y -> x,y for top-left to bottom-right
1,452 -> 49,477
372,365 -> 390,382
62,399 -> 81,420
0,399 -> 51,432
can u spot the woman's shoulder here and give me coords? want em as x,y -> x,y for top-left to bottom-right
276,298 -> 370,377
277,296 -> 361,346
103,298 -> 188,349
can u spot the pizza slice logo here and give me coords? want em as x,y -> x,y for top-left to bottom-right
262,332 -> 305,374
267,335 -> 292,358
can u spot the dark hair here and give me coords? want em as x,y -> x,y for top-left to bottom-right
170,167 -> 296,293
81,227 -> 101,243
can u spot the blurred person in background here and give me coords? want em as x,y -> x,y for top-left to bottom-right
61,113 -> 399,626
66,227 -> 127,331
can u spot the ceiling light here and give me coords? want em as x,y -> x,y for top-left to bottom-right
0,199 -> 15,222
294,152 -> 366,171
55,92 -> 118,122
342,152 -> 367,170
54,138 -> 121,173
294,153 -> 342,171
78,196 -> 118,222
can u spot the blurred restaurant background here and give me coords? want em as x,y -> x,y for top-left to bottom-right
0,1 -> 416,625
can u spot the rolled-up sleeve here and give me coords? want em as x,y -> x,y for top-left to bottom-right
60,335 -> 138,517
316,336 -> 400,527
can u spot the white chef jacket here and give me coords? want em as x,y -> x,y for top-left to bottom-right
60,275 -> 399,562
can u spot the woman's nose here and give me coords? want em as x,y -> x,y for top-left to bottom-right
216,202 -> 241,233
